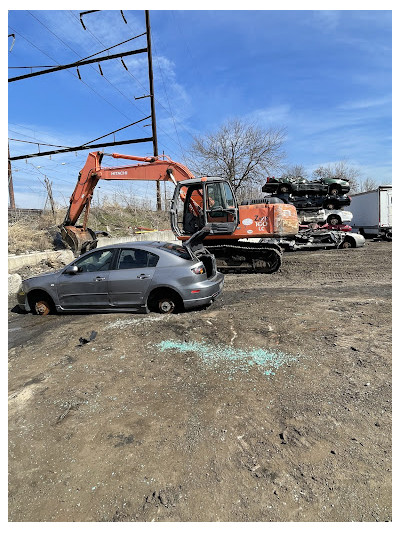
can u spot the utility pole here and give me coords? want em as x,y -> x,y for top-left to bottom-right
145,10 -> 161,211
8,143 -> 16,209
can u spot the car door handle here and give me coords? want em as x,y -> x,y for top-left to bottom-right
137,274 -> 150,279
94,276 -> 106,281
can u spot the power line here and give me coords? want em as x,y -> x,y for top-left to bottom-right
66,10 -> 189,153
80,33 -> 147,61
152,35 -> 186,164
9,137 -> 154,161
7,24 -> 140,126
9,138 -> 71,148
21,10 -> 163,147
66,10 -> 186,157
8,20 -> 154,151
8,47 -> 148,82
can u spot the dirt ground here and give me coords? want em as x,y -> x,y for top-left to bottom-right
8,241 -> 392,522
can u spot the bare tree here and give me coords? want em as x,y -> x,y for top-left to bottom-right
279,164 -> 308,181
358,177 -> 378,192
187,119 -> 286,193
312,161 -> 361,194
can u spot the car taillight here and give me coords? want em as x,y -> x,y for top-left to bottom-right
348,196 -> 351,201
191,264 -> 205,275
267,177 -> 271,182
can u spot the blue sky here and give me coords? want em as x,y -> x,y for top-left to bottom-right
8,8 -> 392,208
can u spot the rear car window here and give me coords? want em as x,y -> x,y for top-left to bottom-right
117,248 -> 159,269
155,243 -> 192,260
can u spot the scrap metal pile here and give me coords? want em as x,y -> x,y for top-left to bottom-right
254,175 -> 365,250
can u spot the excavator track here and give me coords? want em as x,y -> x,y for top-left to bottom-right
206,242 -> 283,274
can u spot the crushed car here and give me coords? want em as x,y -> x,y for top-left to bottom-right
297,209 -> 353,226
262,176 -> 350,196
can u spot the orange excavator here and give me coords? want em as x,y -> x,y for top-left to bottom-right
61,151 -> 299,273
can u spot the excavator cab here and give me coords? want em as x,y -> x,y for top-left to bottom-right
170,177 -> 239,238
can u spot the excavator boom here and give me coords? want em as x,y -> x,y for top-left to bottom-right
63,151 -> 195,226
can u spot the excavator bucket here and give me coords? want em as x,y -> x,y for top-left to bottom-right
60,225 -> 98,256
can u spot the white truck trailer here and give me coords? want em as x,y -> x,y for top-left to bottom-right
349,185 -> 392,240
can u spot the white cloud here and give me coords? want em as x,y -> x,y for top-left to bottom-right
338,96 -> 392,110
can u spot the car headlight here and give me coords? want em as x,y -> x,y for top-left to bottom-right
17,284 -> 25,297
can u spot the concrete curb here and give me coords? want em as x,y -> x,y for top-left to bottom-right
8,250 -> 75,274
97,230 -> 177,247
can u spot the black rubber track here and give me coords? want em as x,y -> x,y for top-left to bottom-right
206,242 -> 282,274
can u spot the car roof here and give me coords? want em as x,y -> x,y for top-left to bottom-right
92,240 -> 182,252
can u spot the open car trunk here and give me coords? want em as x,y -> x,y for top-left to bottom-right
183,226 -> 217,279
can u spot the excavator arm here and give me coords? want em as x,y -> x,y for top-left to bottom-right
61,151 -> 197,254
63,151 -> 195,226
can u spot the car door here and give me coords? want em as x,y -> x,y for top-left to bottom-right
57,248 -> 115,310
108,248 -> 159,309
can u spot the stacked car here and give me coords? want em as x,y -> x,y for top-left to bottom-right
254,175 -> 365,250
261,175 -> 353,227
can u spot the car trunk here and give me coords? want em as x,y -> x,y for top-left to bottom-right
195,250 -> 216,279
183,226 -> 217,279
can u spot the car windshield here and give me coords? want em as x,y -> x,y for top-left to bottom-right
154,243 -> 192,260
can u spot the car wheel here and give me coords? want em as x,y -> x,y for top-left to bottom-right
325,201 -> 336,210
327,215 -> 341,225
148,290 -> 182,314
33,298 -> 53,315
340,238 -> 355,249
278,185 -> 290,194
158,297 -> 177,314
329,186 -> 341,196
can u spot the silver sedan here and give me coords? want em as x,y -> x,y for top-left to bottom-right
17,241 -> 224,315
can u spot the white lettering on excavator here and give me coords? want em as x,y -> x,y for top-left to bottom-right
111,171 -> 128,176
255,216 -> 268,227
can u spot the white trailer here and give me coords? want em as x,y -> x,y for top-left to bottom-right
349,185 -> 392,240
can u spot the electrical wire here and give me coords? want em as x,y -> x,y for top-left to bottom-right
31,8 -> 185,161
151,35 -> 186,164
66,10 -> 189,157
9,11 -> 186,206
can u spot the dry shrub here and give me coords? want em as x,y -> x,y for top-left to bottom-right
8,203 -> 171,254
88,202 -> 170,236
8,220 -> 54,254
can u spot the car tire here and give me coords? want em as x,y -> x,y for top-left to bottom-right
340,238 -> 355,249
278,184 -> 290,194
324,201 -> 336,210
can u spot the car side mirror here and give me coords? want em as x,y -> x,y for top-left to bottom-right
64,265 -> 79,274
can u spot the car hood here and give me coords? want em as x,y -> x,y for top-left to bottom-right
23,269 -> 62,285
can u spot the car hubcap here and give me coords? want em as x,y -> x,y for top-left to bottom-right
160,300 -> 174,313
